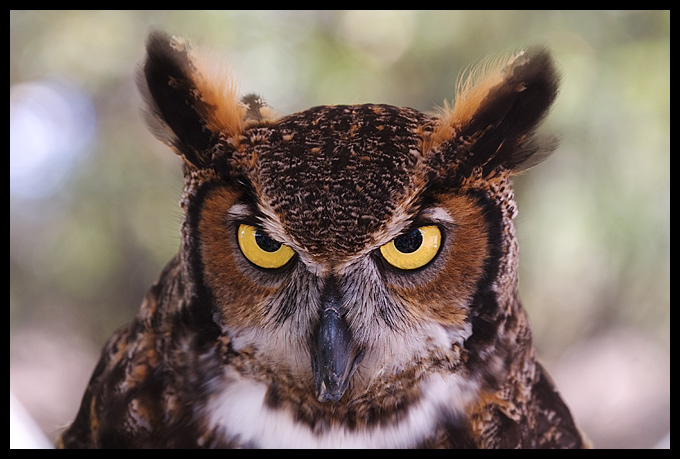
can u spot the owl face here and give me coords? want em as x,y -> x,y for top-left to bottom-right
138,31 -> 562,441
194,104 -> 493,404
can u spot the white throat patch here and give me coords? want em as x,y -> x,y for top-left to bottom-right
206,367 -> 478,448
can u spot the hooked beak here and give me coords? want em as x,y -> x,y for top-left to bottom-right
311,278 -> 363,402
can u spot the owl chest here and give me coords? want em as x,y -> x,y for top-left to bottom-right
203,367 -> 479,448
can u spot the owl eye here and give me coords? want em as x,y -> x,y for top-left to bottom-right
379,225 -> 442,270
237,224 -> 295,269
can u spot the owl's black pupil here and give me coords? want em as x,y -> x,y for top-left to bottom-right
394,229 -> 423,253
255,231 -> 282,252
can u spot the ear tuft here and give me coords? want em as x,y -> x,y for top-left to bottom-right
138,30 -> 246,168
431,46 -> 561,175
444,52 -> 517,131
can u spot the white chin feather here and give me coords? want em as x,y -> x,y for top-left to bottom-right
207,367 -> 478,448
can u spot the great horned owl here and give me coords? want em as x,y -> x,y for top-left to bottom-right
58,30 -> 587,448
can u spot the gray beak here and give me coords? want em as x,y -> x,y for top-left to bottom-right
311,278 -> 363,402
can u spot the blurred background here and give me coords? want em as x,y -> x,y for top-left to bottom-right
10,10 -> 669,448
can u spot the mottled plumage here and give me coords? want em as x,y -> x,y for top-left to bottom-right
59,30 -> 587,448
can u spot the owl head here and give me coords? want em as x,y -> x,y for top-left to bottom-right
138,31 -> 560,412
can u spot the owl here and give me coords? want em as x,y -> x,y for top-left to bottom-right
58,30 -> 587,448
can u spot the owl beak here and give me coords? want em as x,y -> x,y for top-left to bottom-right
311,280 -> 363,403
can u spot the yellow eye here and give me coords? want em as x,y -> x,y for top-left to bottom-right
379,225 -> 441,270
237,224 -> 295,269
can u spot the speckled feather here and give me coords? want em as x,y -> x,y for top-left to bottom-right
236,104 -> 430,259
58,30 -> 587,449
